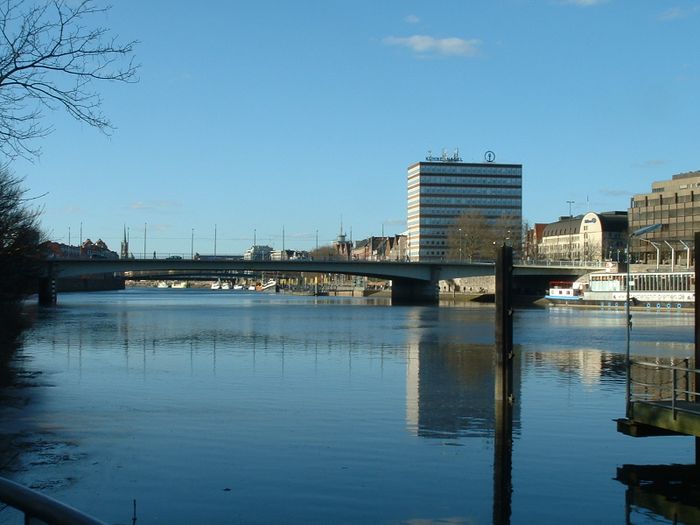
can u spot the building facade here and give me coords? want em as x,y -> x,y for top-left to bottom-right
538,211 -> 627,262
628,170 -> 700,266
407,156 -> 522,261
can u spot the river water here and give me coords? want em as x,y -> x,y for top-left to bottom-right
0,289 -> 696,524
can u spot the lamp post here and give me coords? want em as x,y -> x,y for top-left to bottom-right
625,223 -> 662,412
640,238 -> 661,270
191,228 -> 194,260
458,228 -> 463,262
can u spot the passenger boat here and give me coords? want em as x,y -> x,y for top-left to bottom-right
545,270 -> 695,310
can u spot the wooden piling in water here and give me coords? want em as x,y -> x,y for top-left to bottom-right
695,232 -> 700,467
493,244 -> 514,525
495,244 -> 514,404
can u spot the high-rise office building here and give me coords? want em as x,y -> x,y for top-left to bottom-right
407,153 -> 522,261
628,170 -> 700,265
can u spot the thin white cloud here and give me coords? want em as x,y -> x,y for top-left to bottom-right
128,200 -> 181,211
658,6 -> 700,21
561,0 -> 608,6
599,188 -> 632,197
404,14 -> 420,24
383,35 -> 481,57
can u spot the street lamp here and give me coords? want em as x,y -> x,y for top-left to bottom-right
640,238 -> 660,270
625,223 -> 662,412
458,228 -> 463,262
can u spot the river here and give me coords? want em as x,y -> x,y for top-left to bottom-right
0,289 -> 696,524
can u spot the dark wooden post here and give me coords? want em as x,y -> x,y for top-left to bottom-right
493,244 -> 513,525
495,244 -> 514,404
695,232 -> 699,467
38,277 -> 56,306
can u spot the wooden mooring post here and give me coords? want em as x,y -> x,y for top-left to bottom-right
493,244 -> 514,525
693,232 -> 700,469
495,244 -> 514,404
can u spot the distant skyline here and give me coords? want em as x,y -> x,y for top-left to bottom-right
11,0 -> 700,256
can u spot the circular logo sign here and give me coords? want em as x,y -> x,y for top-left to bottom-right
484,151 -> 496,163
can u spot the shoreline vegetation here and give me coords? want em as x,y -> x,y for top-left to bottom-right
0,170 -> 44,358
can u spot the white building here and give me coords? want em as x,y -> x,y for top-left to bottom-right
407,153 -> 522,261
538,211 -> 627,262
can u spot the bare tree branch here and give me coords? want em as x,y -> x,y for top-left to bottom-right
0,0 -> 138,159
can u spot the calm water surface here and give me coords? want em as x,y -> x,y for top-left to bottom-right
0,289 -> 696,524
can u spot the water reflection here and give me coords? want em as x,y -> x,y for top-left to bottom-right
616,464 -> 700,524
0,291 -> 696,524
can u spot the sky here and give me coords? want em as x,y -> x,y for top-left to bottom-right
10,0 -> 700,257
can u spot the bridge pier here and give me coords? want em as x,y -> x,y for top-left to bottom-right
391,276 -> 439,305
38,277 -> 57,306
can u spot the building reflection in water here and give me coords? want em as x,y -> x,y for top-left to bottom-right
404,307 -> 521,524
404,308 -> 521,440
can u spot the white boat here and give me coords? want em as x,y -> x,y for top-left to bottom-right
248,285 -> 256,291
545,270 -> 695,310
258,279 -> 278,293
221,281 -> 231,290
171,281 -> 188,289
156,281 -> 169,288
233,284 -> 244,290
211,280 -> 222,290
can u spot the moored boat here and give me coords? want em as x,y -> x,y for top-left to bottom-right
545,270 -> 694,310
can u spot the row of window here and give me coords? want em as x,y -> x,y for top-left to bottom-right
412,175 -> 521,185
416,187 -> 521,196
632,192 -> 699,207
419,197 -> 522,206
419,167 -> 521,176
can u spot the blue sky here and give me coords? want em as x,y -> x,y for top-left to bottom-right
12,0 -> 700,256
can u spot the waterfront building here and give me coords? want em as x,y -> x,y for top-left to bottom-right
243,245 -> 273,261
407,152 -> 522,261
628,170 -> 700,266
349,235 -> 405,261
271,249 -> 309,261
332,227 -> 353,260
120,227 -> 129,259
538,211 -> 627,262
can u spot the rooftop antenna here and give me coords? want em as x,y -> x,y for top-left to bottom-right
566,200 -> 575,218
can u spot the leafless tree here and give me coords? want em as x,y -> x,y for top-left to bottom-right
447,211 -> 492,261
447,211 -> 523,261
0,0 -> 138,158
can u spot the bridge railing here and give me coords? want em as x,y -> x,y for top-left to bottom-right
629,359 -> 699,415
0,476 -> 107,525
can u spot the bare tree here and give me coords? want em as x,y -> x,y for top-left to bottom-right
0,0 -> 137,158
447,211 -> 492,261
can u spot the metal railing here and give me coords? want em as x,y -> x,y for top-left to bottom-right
630,359 -> 699,417
0,476 -> 107,525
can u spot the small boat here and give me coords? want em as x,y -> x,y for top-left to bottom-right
171,281 -> 189,289
258,280 -> 278,293
545,281 -> 581,303
221,282 -> 231,290
248,285 -> 256,291
233,284 -> 244,290
211,280 -> 222,290
156,281 -> 169,288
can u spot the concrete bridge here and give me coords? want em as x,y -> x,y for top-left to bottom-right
39,258 -> 605,305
